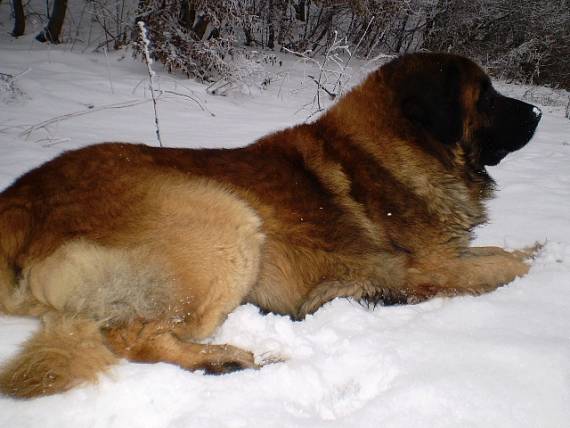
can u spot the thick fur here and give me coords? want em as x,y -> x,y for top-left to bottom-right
0,53 -> 541,398
0,314 -> 117,398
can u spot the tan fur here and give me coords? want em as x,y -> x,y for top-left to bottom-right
138,176 -> 265,340
0,314 -> 117,398
24,241 -> 171,323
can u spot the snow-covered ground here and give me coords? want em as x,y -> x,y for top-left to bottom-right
1,19 -> 570,428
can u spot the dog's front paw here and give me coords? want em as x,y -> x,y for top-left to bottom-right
512,241 -> 545,261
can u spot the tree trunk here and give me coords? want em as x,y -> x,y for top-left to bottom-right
191,13 -> 209,40
394,14 -> 409,53
277,1 -> 291,48
294,0 -> 306,22
179,0 -> 196,30
267,0 -> 275,49
11,0 -> 26,37
244,24 -> 254,46
36,0 -> 68,43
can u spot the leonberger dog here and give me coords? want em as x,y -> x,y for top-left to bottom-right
0,53 -> 542,398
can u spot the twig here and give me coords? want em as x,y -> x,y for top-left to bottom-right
284,31 -> 349,116
307,75 -> 336,99
331,16 -> 375,95
103,47 -> 115,94
34,137 -> 71,147
161,90 -> 215,117
161,75 -> 215,115
138,20 -> 163,147
277,71 -> 288,100
206,79 -> 234,96
364,53 -> 397,70
0,68 -> 31,81
20,99 -> 152,139
132,77 -> 147,95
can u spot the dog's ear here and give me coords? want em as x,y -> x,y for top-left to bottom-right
400,63 -> 463,145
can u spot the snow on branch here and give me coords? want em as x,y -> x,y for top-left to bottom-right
138,20 -> 163,148
284,31 -> 353,119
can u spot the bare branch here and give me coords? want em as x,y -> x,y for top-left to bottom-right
138,20 -> 163,147
20,99 -> 152,139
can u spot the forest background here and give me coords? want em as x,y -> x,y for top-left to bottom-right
4,0 -> 569,91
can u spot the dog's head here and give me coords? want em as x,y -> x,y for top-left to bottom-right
386,53 -> 542,168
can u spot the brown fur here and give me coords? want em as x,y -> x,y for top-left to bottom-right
0,53 -> 541,398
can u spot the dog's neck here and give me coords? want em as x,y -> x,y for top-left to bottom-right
315,94 -> 490,240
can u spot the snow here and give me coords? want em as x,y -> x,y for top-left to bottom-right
1,23 -> 570,428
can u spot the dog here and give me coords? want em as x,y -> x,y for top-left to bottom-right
0,53 -> 542,398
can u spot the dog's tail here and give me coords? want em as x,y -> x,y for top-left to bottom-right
0,313 -> 118,398
0,200 -> 118,398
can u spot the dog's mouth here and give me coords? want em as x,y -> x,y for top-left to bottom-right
476,96 -> 541,167
483,148 -> 509,166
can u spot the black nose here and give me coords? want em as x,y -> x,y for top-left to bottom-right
533,106 -> 542,122
528,104 -> 542,134
520,104 -> 540,140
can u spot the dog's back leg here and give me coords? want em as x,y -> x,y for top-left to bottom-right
0,313 -> 117,398
103,320 -> 256,374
